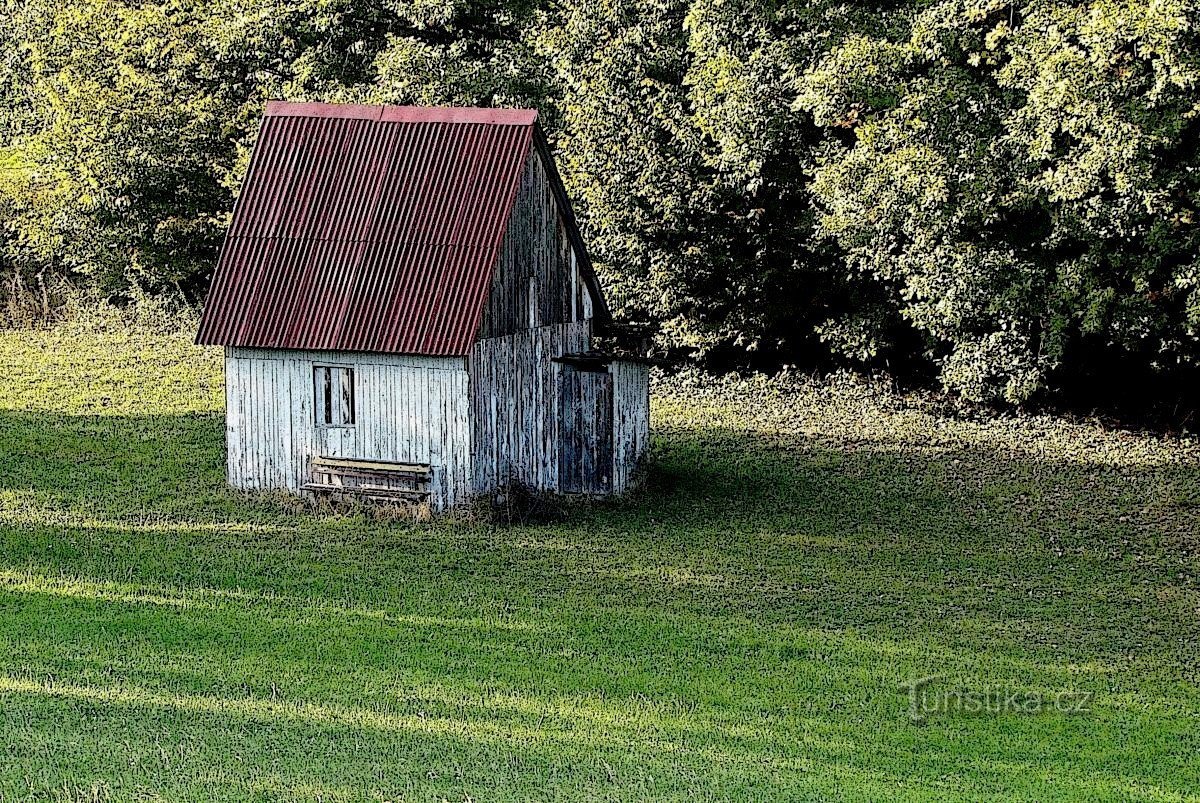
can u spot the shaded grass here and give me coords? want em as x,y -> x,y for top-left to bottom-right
0,331 -> 1197,801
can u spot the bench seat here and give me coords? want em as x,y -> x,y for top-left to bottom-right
304,456 -> 432,502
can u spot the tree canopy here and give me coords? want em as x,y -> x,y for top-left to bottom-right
2,0 -> 1198,413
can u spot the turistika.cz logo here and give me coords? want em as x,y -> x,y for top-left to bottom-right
899,675 -> 1093,723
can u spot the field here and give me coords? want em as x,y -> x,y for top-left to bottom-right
0,327 -> 1197,801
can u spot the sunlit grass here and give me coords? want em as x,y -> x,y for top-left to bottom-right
0,330 -> 1197,801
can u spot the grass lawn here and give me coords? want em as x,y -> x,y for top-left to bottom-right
0,326 -> 1197,801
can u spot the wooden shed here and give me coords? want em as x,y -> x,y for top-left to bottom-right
195,101 -> 650,510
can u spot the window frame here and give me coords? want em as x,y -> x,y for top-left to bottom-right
313,364 -> 356,428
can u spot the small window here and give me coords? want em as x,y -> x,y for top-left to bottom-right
314,366 -> 354,426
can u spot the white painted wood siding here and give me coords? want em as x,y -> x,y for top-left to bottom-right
224,347 -> 470,509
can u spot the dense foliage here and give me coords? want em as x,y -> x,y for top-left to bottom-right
2,0 -> 1199,410
801,0 -> 1200,405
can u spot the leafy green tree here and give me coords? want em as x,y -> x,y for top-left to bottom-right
799,0 -> 1200,403
0,0 -> 540,301
1,0 -> 244,300
534,0 -> 892,369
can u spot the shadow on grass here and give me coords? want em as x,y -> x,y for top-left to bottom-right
0,408 -> 1196,655
0,408 -> 1197,798
0,661 -> 1188,802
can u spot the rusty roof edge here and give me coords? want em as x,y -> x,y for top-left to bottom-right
382,105 -> 537,126
198,104 -> 555,353
196,108 -> 272,346
531,124 -> 612,326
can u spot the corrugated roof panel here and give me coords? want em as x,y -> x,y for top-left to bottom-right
196,101 -> 612,354
196,102 -> 543,355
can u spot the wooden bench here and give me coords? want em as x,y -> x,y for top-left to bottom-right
302,456 -> 432,503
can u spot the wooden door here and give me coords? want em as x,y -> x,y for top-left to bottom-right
557,366 -> 613,494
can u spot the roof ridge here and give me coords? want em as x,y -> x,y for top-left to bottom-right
264,101 -> 538,126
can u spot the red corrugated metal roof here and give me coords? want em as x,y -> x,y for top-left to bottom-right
196,101 -> 587,355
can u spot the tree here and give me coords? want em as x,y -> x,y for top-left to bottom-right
531,0 -> 897,369
0,0 -> 542,302
3,0 -> 1199,415
0,0 -> 242,300
799,0 -> 1200,403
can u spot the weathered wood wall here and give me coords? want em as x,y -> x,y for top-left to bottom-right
224,347 -> 471,509
610,360 -> 651,493
469,141 -> 610,496
468,322 -> 591,493
468,330 -> 651,497
479,149 -> 592,339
